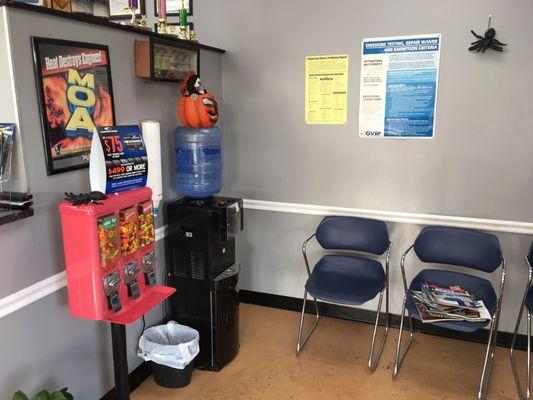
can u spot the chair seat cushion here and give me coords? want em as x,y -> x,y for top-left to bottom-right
305,254 -> 386,306
406,269 -> 497,333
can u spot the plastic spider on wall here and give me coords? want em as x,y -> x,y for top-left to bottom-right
469,15 -> 507,53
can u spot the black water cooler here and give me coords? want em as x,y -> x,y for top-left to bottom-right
165,197 -> 243,371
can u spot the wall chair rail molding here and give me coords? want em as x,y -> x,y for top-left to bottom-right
243,199 -> 533,235
0,271 -> 66,319
3,200 -> 533,320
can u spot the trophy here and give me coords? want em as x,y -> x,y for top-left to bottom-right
139,14 -> 147,28
157,0 -> 168,33
177,0 -> 198,41
128,0 -> 138,25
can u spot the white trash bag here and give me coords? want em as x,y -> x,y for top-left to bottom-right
138,321 -> 200,369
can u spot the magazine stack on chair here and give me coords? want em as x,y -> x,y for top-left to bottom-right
411,283 -> 491,323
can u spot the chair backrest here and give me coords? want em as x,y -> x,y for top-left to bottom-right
413,226 -> 502,273
315,216 -> 389,255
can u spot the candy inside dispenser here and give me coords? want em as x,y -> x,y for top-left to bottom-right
119,206 -> 139,256
97,214 -> 120,269
138,201 -> 155,248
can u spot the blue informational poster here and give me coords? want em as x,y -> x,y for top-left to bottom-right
358,34 -> 441,139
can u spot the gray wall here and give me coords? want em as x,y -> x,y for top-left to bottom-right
0,7 -> 222,398
196,0 -> 533,221
191,0 -> 533,336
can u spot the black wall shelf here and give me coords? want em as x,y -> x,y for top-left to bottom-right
0,207 -> 33,226
4,1 -> 226,54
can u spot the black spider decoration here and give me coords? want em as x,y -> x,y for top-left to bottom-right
65,191 -> 108,206
469,16 -> 506,53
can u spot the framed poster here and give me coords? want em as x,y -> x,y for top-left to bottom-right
109,0 -> 145,19
51,0 -> 72,12
150,37 -> 199,82
31,37 -> 116,175
71,0 -> 95,14
153,0 -> 192,17
358,34 -> 441,139
93,0 -> 110,18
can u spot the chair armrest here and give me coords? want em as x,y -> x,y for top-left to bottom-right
493,258 -> 507,320
385,242 -> 392,279
400,245 -> 414,292
526,256 -> 533,287
302,233 -> 316,276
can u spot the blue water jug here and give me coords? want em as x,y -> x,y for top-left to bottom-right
173,126 -> 223,198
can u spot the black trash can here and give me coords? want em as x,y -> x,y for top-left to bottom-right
138,321 -> 200,389
151,360 -> 194,388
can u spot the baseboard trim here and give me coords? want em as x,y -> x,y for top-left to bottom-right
239,290 -> 528,351
99,361 -> 152,400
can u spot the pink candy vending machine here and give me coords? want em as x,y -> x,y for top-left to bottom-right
59,187 -> 174,325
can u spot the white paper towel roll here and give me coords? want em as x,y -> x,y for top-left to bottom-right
89,127 -> 106,193
141,120 -> 163,216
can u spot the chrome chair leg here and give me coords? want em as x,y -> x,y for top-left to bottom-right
368,287 -> 389,371
526,312 -> 532,400
478,313 -> 500,400
393,293 -> 414,378
488,311 -> 503,395
526,312 -> 531,399
296,290 -> 320,355
511,305 -> 531,400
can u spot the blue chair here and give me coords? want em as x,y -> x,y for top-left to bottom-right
510,242 -> 533,400
393,226 -> 506,400
296,216 -> 391,371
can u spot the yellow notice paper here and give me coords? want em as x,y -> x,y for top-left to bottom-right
305,55 -> 349,124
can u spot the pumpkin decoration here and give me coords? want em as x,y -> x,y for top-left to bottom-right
177,71 -> 219,129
